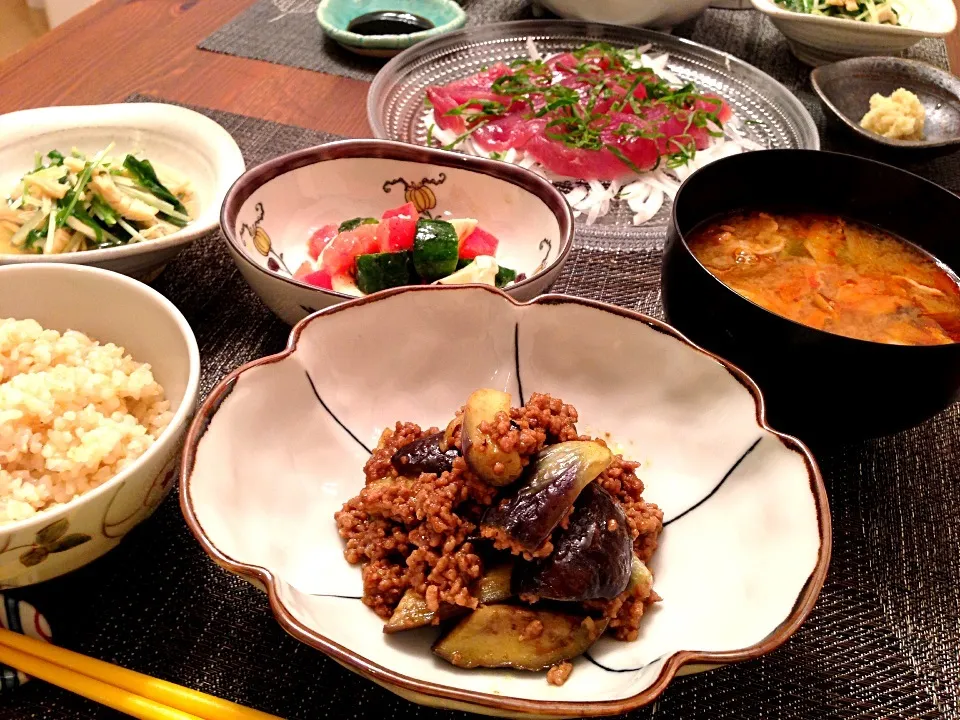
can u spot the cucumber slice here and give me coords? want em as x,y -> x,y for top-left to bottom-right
495,266 -> 517,288
413,219 -> 459,281
338,217 -> 378,233
356,251 -> 415,294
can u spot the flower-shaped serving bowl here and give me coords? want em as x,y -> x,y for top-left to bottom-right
181,286 -> 830,718
316,0 -> 467,57
220,140 -> 574,326
0,264 -> 200,588
751,0 -> 957,66
0,103 -> 245,282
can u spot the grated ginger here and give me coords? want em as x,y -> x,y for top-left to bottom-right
859,88 -> 925,141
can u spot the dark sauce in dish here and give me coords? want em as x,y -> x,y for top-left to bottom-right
346,11 -> 434,35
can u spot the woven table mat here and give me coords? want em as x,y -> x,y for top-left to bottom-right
199,0 -> 539,83
2,101 -> 958,720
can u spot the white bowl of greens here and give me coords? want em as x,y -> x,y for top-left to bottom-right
752,0 -> 957,65
0,103 -> 245,281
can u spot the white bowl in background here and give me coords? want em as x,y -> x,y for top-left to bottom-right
751,0 -> 957,65
0,103 -> 245,281
220,140 -> 574,326
0,264 -> 200,588
181,285 -> 830,717
537,0 -> 714,28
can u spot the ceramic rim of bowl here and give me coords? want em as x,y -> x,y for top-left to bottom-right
316,0 -> 467,49
179,284 -> 832,718
219,139 -> 575,300
0,103 -> 245,266
0,263 -> 201,538
751,0 -> 957,36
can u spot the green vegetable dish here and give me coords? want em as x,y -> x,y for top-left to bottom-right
0,144 -> 195,255
775,0 -> 902,24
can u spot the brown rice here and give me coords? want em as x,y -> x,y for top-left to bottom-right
0,318 -> 172,524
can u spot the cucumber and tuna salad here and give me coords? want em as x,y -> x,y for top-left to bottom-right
293,202 -> 521,295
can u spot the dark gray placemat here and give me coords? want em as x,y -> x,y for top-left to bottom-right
199,0 -> 539,83
2,101 -> 957,720
199,0 -> 951,91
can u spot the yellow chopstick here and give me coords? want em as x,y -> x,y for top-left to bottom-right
0,627 -> 282,720
0,642 -> 201,720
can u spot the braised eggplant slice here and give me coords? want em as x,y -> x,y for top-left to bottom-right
432,605 -> 608,671
481,441 -> 613,554
383,590 -> 467,634
516,483 -> 632,602
462,389 -> 523,486
477,561 -> 514,605
391,432 -> 458,477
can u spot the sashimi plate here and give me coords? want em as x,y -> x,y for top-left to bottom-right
368,20 -> 819,248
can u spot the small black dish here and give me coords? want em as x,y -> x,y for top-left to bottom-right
346,10 -> 434,35
661,149 -> 960,441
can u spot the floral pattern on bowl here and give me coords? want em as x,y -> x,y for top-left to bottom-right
0,264 -> 200,588
181,285 -> 831,718
221,140 -> 574,326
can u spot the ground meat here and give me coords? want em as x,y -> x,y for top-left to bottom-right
519,618 -> 544,641
363,422 -> 426,484
584,572 -> 661,641
547,661 -> 574,686
335,393 -> 664,668
597,455 -> 664,562
336,447 -> 493,618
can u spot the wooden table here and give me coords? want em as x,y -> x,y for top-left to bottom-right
1,0 -> 958,137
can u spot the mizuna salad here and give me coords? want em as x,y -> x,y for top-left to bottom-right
294,202 -> 521,296
0,144 -> 194,255
424,42 -> 763,226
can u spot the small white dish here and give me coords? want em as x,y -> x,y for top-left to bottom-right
751,0 -> 957,66
0,264 -> 200,588
181,285 -> 830,717
0,103 -> 245,281
220,140 -> 574,326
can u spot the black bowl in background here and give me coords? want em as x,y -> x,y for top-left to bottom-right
662,149 -> 960,441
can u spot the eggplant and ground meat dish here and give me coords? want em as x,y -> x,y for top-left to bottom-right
335,390 -> 663,685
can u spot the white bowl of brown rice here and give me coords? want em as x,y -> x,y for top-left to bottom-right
0,263 -> 199,588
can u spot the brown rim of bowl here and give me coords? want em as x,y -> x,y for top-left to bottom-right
219,139 -> 575,298
179,284 -> 831,718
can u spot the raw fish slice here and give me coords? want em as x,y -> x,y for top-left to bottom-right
472,115 -> 544,153
524,133 -> 634,181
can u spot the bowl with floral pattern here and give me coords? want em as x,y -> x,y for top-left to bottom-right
181,285 -> 830,717
220,139 -> 574,326
0,264 -> 200,588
